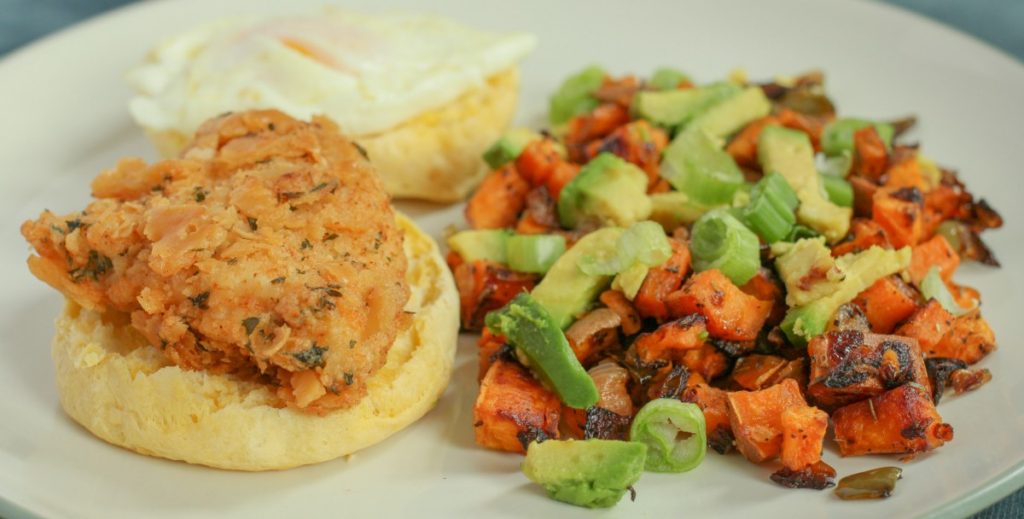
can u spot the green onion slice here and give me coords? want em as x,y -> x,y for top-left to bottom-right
690,209 -> 761,285
629,399 -> 707,473
579,221 -> 671,276
920,266 -> 972,316
741,172 -> 799,243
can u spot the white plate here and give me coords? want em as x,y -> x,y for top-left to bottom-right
1,0 -> 1022,517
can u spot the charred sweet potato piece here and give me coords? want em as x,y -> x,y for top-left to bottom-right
726,379 -> 808,463
832,218 -> 890,257
515,139 -> 564,187
645,364 -> 690,401
584,120 -> 669,185
474,359 -> 561,454
635,314 -> 708,364
477,328 -> 506,382
739,268 -> 785,326
465,165 -> 530,229
780,406 -> 829,471
931,311 -> 997,364
564,308 -> 621,365
681,383 -> 734,454
666,269 -> 773,342
832,383 -> 953,456
731,354 -> 788,391
565,103 -> 630,162
727,116 -> 780,169
851,275 -> 919,334
681,343 -> 731,382
872,186 -> 924,249
849,175 -> 879,218
778,109 -> 827,150
807,330 -> 929,410
599,290 -> 643,336
883,152 -> 926,190
453,260 -> 537,331
634,239 -> 691,320
896,300 -> 954,356
908,235 -> 959,285
852,126 -> 888,180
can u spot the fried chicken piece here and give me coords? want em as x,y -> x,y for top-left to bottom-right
22,110 -> 410,414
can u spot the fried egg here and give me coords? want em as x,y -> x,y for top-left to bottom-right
127,9 -> 536,137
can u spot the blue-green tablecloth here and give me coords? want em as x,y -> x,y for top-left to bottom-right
0,0 -> 1020,517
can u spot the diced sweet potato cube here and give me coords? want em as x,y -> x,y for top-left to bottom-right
515,139 -> 563,187
681,343 -> 730,381
635,314 -> 707,364
832,383 -> 953,456
477,328 -> 506,382
730,354 -> 787,391
896,300 -> 954,355
908,235 -> 959,285
453,260 -> 537,331
474,359 -> 560,454
666,269 -> 773,342
807,330 -> 930,410
831,218 -> 889,257
883,153 -> 926,190
726,116 -> 780,169
599,289 -> 642,335
851,275 -> 919,334
780,406 -> 829,471
726,379 -> 808,463
852,126 -> 888,180
634,239 -> 691,320
465,165 -> 530,229
872,186 -> 924,248
739,268 -> 785,326
681,383 -> 733,454
931,311 -> 997,364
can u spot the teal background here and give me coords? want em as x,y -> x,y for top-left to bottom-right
0,0 -> 1020,517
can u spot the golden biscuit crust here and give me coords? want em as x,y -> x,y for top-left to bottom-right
144,69 -> 520,203
51,214 -> 458,470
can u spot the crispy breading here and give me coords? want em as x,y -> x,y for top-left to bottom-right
22,110 -> 409,413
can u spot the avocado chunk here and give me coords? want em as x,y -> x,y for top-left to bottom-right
772,237 -> 843,307
648,191 -> 713,232
660,129 -> 746,206
781,245 -> 912,344
549,65 -> 605,125
485,293 -> 599,409
532,227 -> 624,329
482,128 -> 543,170
649,67 -> 691,91
522,439 -> 647,509
758,125 -> 852,242
612,263 -> 649,300
447,229 -> 511,263
557,153 -> 652,229
821,118 -> 895,156
684,86 -> 771,140
631,82 -> 740,128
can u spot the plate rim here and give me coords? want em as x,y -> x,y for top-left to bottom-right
0,0 -> 1022,517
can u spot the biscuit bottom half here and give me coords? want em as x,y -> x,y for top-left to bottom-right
50,214 -> 458,471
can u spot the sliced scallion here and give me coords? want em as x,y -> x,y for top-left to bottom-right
741,172 -> 799,243
629,399 -> 707,473
920,266 -> 971,316
690,209 -> 761,285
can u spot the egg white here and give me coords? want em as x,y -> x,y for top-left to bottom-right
128,9 -> 536,136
